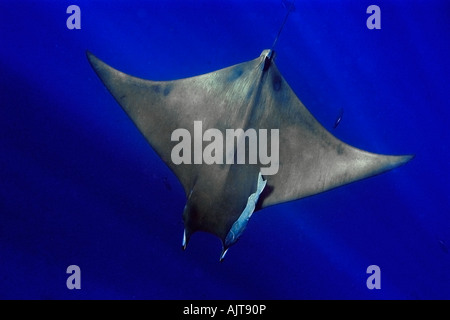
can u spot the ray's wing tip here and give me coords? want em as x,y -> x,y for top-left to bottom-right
85,49 -> 94,61
85,51 -> 117,85
86,50 -> 101,68
386,153 -> 415,171
397,153 -> 415,164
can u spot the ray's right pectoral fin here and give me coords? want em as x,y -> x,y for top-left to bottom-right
256,64 -> 414,208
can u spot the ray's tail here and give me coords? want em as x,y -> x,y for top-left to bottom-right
271,0 -> 296,52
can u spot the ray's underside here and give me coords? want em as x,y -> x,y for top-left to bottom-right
87,49 -> 413,257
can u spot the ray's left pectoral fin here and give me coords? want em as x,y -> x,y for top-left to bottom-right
257,60 -> 414,208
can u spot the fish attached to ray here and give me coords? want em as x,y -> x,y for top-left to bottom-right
87,48 -> 413,260
333,107 -> 344,129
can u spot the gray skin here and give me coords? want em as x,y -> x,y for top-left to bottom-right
87,50 -> 413,260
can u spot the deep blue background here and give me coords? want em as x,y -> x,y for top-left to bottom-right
0,0 -> 449,299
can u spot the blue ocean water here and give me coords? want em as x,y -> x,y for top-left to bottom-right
0,0 -> 449,299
